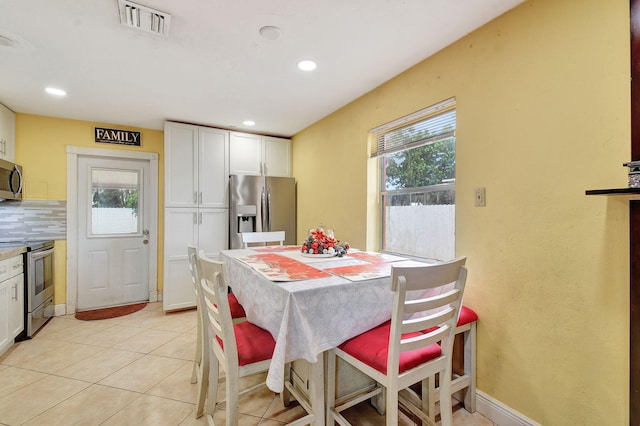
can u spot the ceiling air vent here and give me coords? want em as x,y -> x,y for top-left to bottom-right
117,0 -> 171,37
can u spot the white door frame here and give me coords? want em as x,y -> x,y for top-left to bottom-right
66,146 -> 159,314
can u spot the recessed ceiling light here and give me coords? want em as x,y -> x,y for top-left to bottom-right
243,120 -> 256,126
297,60 -> 317,71
45,87 -> 67,96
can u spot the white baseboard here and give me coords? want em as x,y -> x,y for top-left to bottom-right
149,291 -> 158,303
476,390 -> 541,426
54,303 -> 66,317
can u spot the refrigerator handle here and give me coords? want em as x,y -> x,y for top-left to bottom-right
261,187 -> 267,230
266,186 -> 272,231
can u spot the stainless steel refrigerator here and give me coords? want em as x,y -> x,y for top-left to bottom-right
229,174 -> 296,249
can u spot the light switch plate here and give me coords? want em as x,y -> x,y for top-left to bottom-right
474,187 -> 486,207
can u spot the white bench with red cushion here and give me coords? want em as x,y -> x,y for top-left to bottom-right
425,305 -> 478,416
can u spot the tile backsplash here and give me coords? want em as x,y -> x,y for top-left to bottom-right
0,200 -> 66,241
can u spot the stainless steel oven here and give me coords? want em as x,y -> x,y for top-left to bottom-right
25,241 -> 54,337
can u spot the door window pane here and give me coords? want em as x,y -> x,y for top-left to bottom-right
90,168 -> 141,235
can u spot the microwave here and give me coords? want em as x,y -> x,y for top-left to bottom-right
0,158 -> 22,201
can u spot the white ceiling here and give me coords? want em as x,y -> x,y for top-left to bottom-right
0,0 -> 524,137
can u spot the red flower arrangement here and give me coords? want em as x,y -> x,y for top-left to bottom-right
301,225 -> 349,257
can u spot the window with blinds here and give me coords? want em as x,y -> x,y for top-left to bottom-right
372,98 -> 456,260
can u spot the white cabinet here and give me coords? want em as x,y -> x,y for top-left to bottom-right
0,103 -> 16,162
163,208 -> 228,310
165,122 -> 229,208
262,136 -> 291,177
0,254 -> 24,356
229,132 -> 261,176
230,131 -> 291,177
7,274 -> 23,339
163,121 -> 230,311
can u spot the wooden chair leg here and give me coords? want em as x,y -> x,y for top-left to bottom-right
226,368 -> 240,426
205,357 -> 219,418
439,366 -> 453,426
326,351 -> 337,425
281,362 -> 292,407
463,322 -> 477,412
425,375 -> 436,418
386,382 -> 399,426
192,313 -> 202,384
195,343 -> 210,418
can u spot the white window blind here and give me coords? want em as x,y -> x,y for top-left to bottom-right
370,98 -> 456,157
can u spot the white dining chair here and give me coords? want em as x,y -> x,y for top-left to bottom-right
197,253 -> 315,426
186,244 -> 246,418
241,230 -> 285,248
326,257 -> 467,426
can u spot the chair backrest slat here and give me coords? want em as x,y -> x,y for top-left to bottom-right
400,325 -> 452,352
402,305 -> 457,334
242,231 -> 285,248
404,289 -> 460,314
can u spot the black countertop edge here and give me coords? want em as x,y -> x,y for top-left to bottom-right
586,188 -> 640,195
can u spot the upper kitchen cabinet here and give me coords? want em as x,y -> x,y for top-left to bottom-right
229,131 -> 291,177
262,136 -> 291,177
0,103 -> 16,162
164,122 -> 229,208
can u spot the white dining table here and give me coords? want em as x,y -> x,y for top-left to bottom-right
219,247 -> 423,426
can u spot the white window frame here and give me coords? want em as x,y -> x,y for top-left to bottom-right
371,98 -> 456,260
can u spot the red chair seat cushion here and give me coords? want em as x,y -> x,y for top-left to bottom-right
217,321 -> 276,366
228,293 -> 247,319
457,306 -> 478,326
338,321 -> 441,375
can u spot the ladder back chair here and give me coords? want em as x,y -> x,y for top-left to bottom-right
241,231 -> 285,248
186,244 -> 246,418
326,257 -> 468,426
197,253 -> 315,426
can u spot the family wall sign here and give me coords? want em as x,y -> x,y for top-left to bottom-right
94,127 -> 141,146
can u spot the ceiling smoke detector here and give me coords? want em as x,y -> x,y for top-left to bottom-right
117,0 -> 171,37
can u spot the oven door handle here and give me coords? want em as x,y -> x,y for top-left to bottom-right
30,248 -> 54,261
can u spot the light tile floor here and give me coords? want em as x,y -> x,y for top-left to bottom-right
0,302 -> 494,425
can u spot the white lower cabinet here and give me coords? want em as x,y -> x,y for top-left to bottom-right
0,255 -> 24,356
163,208 -> 228,311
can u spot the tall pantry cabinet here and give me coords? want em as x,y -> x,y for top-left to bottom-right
163,122 -> 229,311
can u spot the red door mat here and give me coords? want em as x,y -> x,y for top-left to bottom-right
75,303 -> 147,321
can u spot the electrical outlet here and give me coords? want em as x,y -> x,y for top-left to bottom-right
474,187 -> 486,207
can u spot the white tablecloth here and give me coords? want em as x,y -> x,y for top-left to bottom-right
219,248 -> 397,393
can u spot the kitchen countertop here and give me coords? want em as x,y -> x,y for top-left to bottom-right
0,244 -> 27,261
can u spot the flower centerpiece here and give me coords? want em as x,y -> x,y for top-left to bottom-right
301,224 -> 350,257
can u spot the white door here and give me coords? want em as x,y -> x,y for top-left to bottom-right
77,156 -> 151,310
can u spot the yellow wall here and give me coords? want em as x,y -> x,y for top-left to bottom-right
293,0 -> 629,423
14,114 -> 164,303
